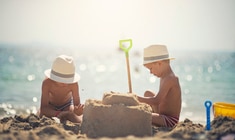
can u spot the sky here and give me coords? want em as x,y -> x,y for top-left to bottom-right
0,0 -> 235,51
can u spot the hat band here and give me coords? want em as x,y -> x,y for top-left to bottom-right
144,54 -> 169,61
51,70 -> 74,78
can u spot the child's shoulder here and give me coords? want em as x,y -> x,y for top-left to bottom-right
42,78 -> 53,85
166,73 -> 178,80
163,74 -> 179,85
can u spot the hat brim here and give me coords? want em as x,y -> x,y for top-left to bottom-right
143,57 -> 175,65
44,69 -> 80,84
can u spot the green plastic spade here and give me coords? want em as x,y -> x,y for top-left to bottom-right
119,39 -> 132,93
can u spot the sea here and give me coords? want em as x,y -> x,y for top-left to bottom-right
0,44 -> 235,124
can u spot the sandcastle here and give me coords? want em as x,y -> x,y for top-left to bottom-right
81,92 -> 152,138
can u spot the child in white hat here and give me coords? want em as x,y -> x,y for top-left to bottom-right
39,55 -> 83,123
137,45 -> 181,127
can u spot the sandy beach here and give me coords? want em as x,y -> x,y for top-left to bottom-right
0,113 -> 234,140
1,93 -> 235,140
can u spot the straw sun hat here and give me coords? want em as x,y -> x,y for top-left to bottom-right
44,55 -> 80,84
143,45 -> 175,65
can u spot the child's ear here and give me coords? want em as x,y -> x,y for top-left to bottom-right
154,62 -> 160,66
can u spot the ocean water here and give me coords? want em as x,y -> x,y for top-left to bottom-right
0,45 -> 235,124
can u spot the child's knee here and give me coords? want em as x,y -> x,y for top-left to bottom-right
67,105 -> 74,112
144,90 -> 155,97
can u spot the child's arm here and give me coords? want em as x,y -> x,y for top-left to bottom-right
71,82 -> 84,115
137,77 -> 173,105
152,76 -> 176,104
137,94 -> 159,105
71,82 -> 80,106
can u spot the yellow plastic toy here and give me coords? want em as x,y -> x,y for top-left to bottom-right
213,102 -> 235,119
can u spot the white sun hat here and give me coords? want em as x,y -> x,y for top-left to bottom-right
44,55 -> 80,83
143,45 -> 175,65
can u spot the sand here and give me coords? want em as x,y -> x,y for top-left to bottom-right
1,92 -> 235,140
0,114 -> 235,140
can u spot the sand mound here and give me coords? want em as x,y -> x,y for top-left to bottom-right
81,92 -> 152,138
0,114 -> 85,140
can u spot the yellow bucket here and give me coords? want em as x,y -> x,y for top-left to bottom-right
213,102 -> 235,119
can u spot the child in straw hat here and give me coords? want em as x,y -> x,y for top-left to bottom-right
136,45 -> 181,127
39,55 -> 83,123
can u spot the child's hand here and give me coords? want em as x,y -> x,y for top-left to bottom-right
131,93 -> 138,99
74,104 -> 84,116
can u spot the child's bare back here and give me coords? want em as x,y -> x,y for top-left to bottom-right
157,72 -> 181,118
137,45 -> 181,127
